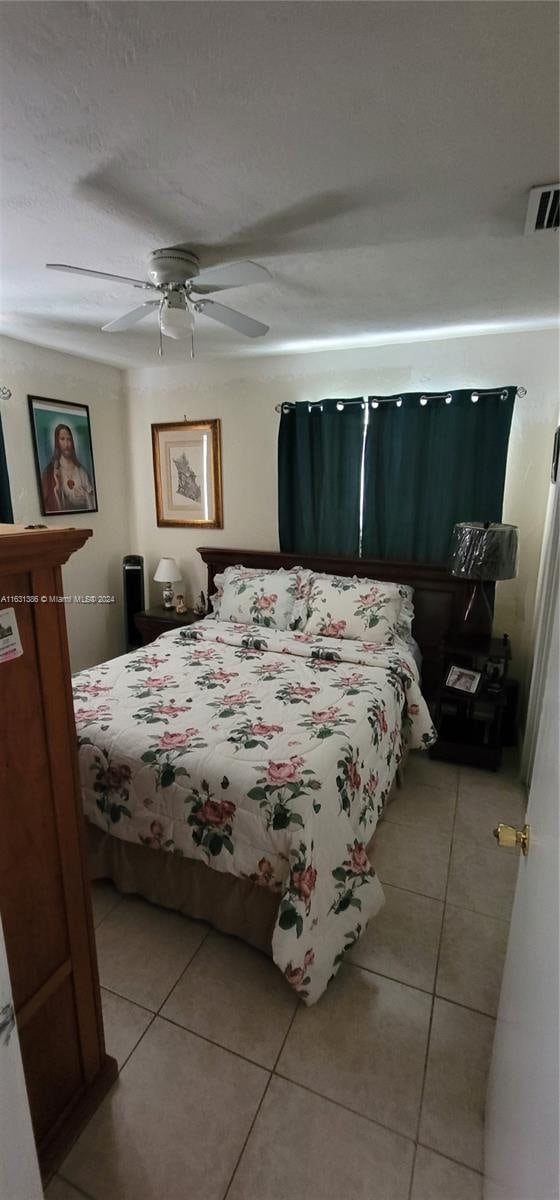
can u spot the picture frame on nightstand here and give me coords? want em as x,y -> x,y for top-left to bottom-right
444,665 -> 482,695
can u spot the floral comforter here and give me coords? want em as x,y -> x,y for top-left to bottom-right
73,619 -> 436,1004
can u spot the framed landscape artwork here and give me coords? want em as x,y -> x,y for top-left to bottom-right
151,419 -> 223,528
28,395 -> 98,515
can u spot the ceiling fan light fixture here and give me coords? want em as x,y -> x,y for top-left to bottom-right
160,294 -> 194,340
45,250 -> 270,349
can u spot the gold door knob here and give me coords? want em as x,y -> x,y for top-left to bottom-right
493,823 -> 530,856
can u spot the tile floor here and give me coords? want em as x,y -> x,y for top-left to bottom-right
47,752 -> 526,1200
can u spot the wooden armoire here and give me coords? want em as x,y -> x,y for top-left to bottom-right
0,525 -> 117,1180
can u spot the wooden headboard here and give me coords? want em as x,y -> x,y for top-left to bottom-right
197,546 -> 469,698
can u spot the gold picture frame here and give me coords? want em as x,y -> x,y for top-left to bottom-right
151,419 -> 223,528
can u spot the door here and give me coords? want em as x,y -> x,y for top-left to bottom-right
484,583 -> 559,1199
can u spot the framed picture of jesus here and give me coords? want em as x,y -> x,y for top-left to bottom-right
151,419 -> 223,528
28,395 -> 98,515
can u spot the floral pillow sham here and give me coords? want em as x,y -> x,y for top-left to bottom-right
395,583 -> 415,643
213,565 -> 311,630
210,566 -> 277,618
210,568 -> 252,616
302,573 -> 403,643
209,565 -> 415,643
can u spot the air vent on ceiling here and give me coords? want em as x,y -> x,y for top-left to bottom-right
525,184 -> 560,234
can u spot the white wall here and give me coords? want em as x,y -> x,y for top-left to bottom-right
125,327 -> 559,698
0,336 -> 131,670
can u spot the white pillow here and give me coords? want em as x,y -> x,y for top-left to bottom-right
214,566 -> 311,630
303,573 -> 402,642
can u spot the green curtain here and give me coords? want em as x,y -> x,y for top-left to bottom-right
278,398 -> 364,556
0,415 -> 13,523
362,388 -> 516,562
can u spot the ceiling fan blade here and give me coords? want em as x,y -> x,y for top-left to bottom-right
195,299 -> 269,339
46,263 -> 154,289
190,261 -> 271,294
101,301 -> 161,332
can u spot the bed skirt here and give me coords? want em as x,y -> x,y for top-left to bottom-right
86,823 -> 279,955
86,761 -> 403,960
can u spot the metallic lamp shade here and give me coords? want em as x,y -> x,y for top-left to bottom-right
450,522 -> 518,581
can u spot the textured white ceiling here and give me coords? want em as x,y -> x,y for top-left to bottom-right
0,1 -> 558,367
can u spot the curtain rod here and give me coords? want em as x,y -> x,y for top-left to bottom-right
275,386 -> 526,413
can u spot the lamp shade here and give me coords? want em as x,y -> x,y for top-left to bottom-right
153,557 -> 182,584
449,523 -> 518,581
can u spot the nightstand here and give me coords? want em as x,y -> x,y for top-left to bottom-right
429,636 -> 512,771
134,606 -> 204,646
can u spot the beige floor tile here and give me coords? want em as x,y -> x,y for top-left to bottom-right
90,880 -> 121,928
402,752 -> 459,793
277,964 -> 431,1138
228,1076 -> 414,1200
436,905 -> 508,1016
371,821 -> 451,900
61,1017 -> 268,1200
419,998 -> 495,1171
411,1147 -> 483,1200
454,786 -> 526,848
101,988 -> 153,1068
347,884 -> 443,992
385,782 -> 456,834
459,759 -> 523,793
161,931 -> 297,1068
446,837 -> 517,921
95,895 -> 208,1011
45,1178 -> 93,1200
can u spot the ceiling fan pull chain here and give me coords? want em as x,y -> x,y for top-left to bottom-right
158,297 -> 165,357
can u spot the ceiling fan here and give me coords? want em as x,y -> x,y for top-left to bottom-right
46,247 -> 271,355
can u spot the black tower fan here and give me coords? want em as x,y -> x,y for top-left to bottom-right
123,555 -> 145,650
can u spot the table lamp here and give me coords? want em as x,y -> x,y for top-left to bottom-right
153,557 -> 182,609
449,522 -> 518,638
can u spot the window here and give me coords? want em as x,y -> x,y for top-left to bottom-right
279,388 -> 516,562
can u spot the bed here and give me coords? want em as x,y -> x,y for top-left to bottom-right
75,549 -> 469,1004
